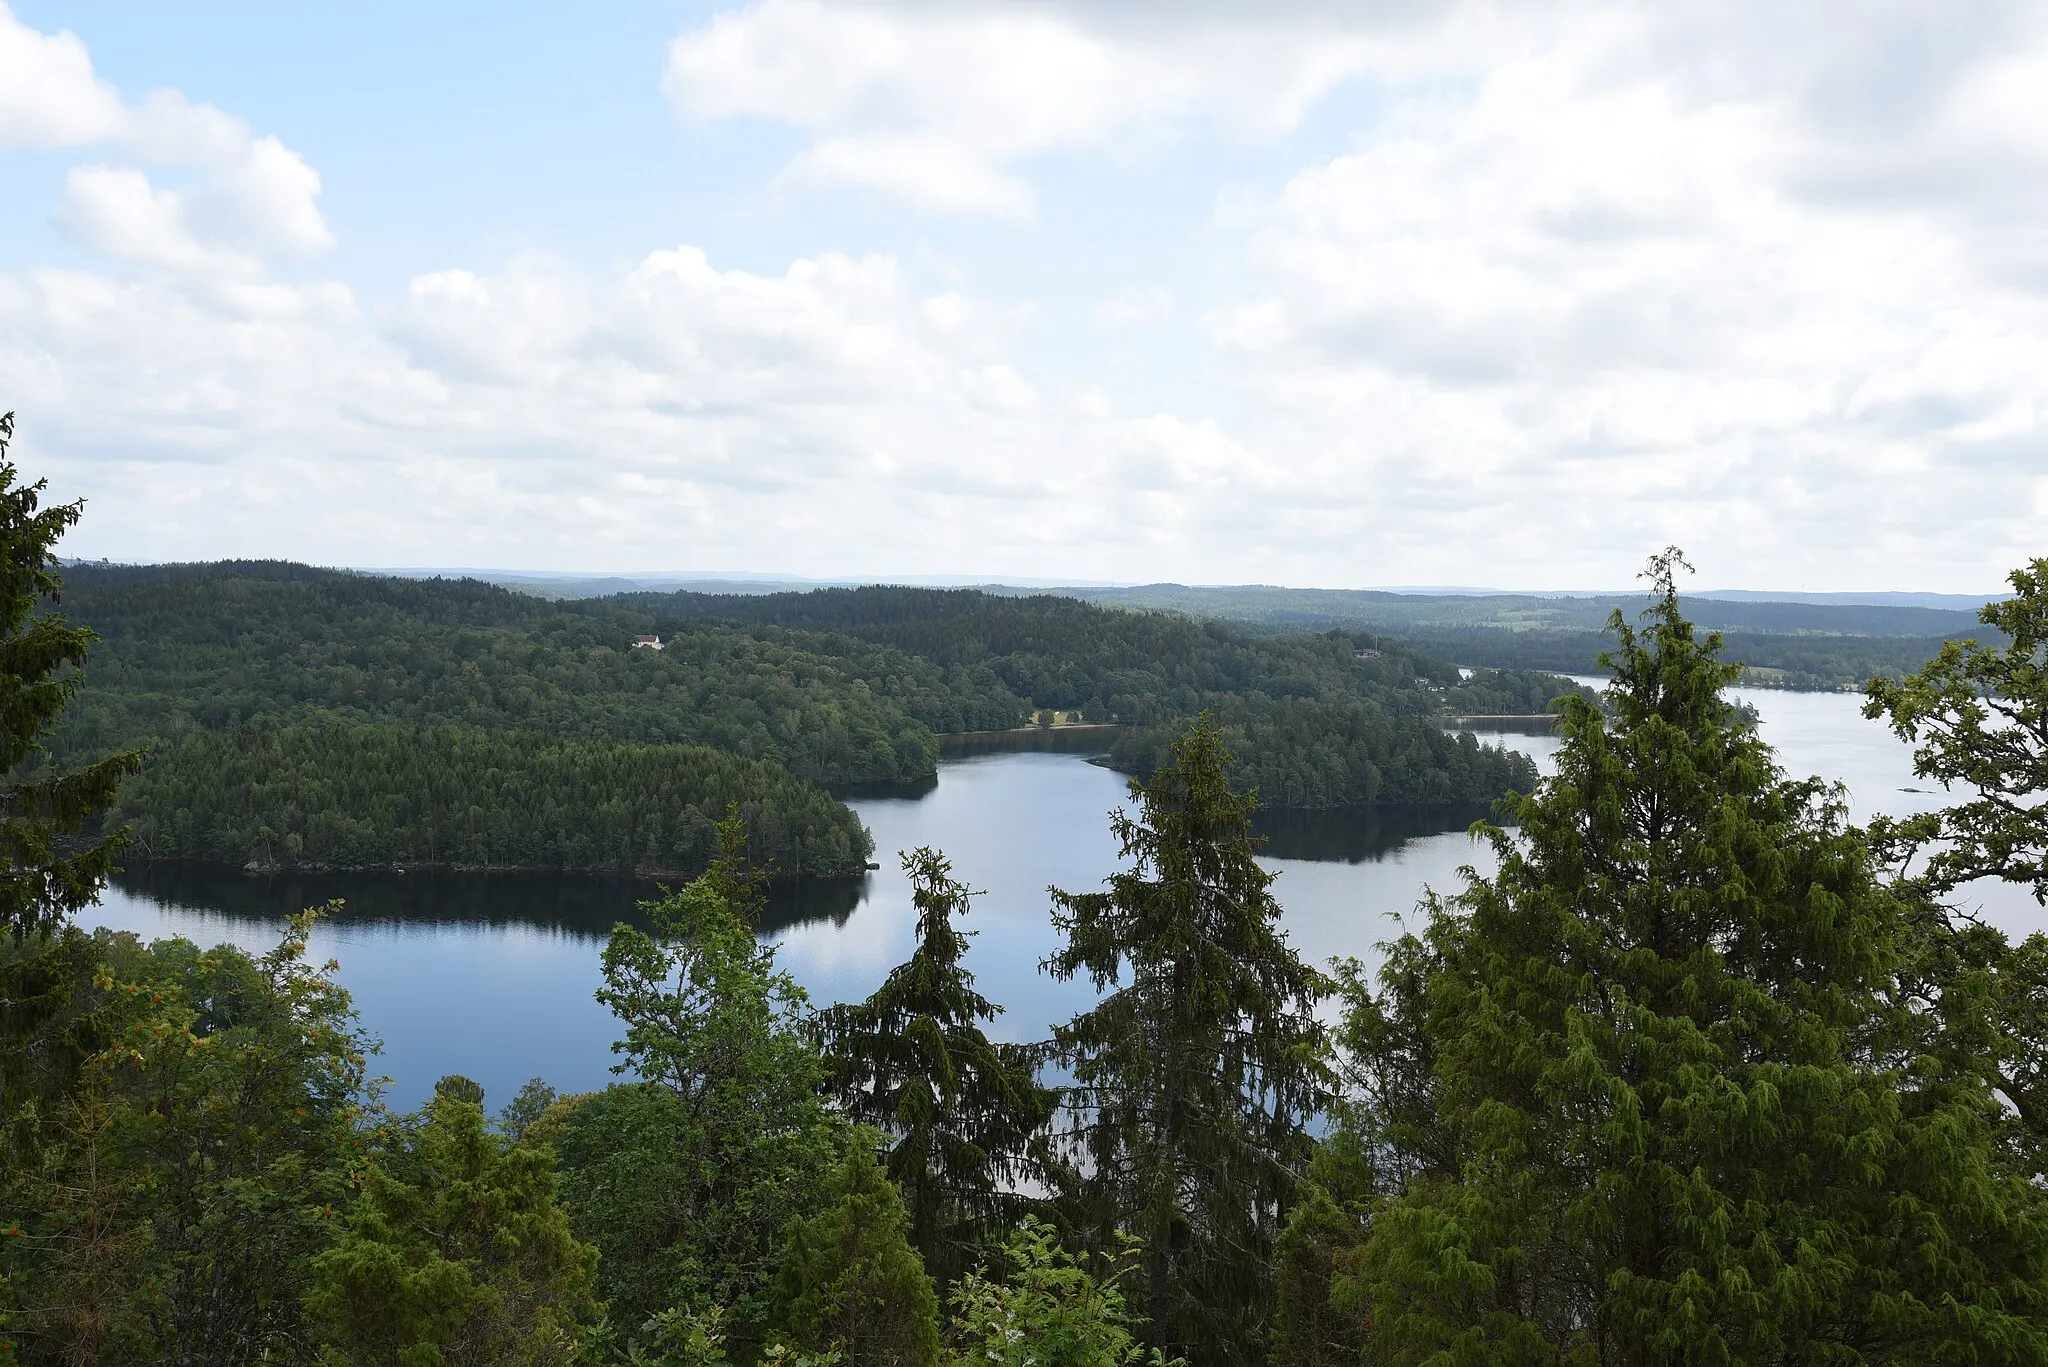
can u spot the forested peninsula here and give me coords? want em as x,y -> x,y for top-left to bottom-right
54,562 -> 1581,874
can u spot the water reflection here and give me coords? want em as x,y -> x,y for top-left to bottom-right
109,862 -> 870,941
1253,803 -> 1496,863
85,690 -> 2031,1114
939,727 -> 1128,759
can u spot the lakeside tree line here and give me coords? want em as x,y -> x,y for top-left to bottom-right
14,430 -> 2048,1362
40,563 -> 1590,872
112,722 -> 874,876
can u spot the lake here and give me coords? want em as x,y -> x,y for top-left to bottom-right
82,687 -> 2045,1110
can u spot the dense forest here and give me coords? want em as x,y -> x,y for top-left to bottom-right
44,564 -> 1585,872
1110,700 -> 1539,809
9,429 -> 2048,1363
10,545 -> 2048,1363
112,723 -> 874,876
51,563 -> 1020,784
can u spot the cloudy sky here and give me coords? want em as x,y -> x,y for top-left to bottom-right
1,1 -> 2043,589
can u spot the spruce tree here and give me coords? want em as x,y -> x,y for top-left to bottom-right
0,411 -> 145,1352
0,411 -> 140,943
1335,550 -> 2048,1363
766,1139 -> 941,1367
815,846 -> 1055,1286
1046,717 -> 1329,1367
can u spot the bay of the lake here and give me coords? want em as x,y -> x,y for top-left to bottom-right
82,687 -> 2045,1109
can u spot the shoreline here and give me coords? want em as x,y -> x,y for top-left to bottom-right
124,855 -> 879,882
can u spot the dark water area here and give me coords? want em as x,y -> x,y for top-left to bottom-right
1252,803 -> 1497,863
84,692 -> 2046,1110
108,862 -> 869,939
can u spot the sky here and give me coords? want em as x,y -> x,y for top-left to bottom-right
0,1 -> 2043,591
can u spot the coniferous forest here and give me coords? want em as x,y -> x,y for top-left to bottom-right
8,424 -> 2048,1365
42,561 -> 1572,874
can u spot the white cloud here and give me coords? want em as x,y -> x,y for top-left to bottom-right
1092,286 -> 1174,330
663,0 -> 1382,214
7,0 -> 2048,590
0,240 -> 1172,570
1192,1 -> 2048,587
0,3 -> 125,146
56,166 -> 259,277
0,7 -> 331,270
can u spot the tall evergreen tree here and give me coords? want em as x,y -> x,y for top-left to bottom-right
816,847 -> 1055,1286
0,411 -> 146,1358
0,411 -> 140,942
1045,717 -> 1329,1367
1332,550 -> 2048,1364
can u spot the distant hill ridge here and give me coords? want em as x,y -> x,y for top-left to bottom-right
1053,583 -> 1994,639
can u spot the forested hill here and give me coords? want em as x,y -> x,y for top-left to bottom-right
53,562 -> 1021,785
1049,583 -> 1995,688
52,564 -> 1584,870
623,583 -> 1573,723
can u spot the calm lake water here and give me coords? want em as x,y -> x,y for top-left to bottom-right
83,688 -> 2045,1109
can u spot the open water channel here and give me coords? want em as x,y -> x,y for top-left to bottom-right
82,687 -> 2046,1109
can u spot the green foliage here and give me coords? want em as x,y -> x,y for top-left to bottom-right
307,1089 -> 598,1366
1046,718 -> 1330,1367
574,1305 -> 740,1367
1268,1131 -> 1376,1367
767,1140 -> 940,1367
555,867 -> 842,1339
51,562 -> 1019,786
2,913 -> 368,1365
575,1306 -> 842,1367
1864,556 -> 2048,901
1111,700 -> 1537,808
499,1078 -> 559,1141
816,848 -> 1055,1286
942,1219 -> 1170,1367
113,722 -> 871,875
1865,557 -> 2048,1177
0,413 -> 141,942
690,586 -> 1576,736
1327,551 -> 2048,1363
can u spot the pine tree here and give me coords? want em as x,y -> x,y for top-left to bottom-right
0,411 -> 141,943
1335,549 -> 2048,1363
766,1139 -> 941,1367
815,846 -> 1055,1286
1045,717 -> 1329,1367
